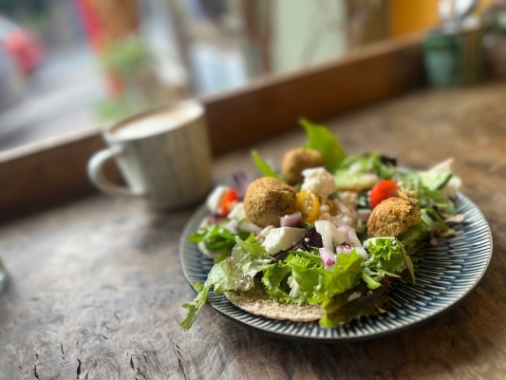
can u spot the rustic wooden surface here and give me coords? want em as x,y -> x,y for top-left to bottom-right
1,80 -> 506,379
0,34 -> 423,223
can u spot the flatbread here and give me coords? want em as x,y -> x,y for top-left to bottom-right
225,284 -> 321,322
198,216 -> 320,322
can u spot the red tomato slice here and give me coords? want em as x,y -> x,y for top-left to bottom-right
220,189 -> 239,216
369,180 -> 399,208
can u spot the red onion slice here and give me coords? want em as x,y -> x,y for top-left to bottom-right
226,219 -> 239,232
319,247 -> 336,266
335,245 -> 352,255
337,225 -> 362,247
280,211 -> 302,227
357,209 -> 372,222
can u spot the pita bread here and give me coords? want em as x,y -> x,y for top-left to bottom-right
198,216 -> 320,322
225,284 -> 321,322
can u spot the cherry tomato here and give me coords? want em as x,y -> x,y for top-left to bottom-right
296,190 -> 320,223
220,189 -> 239,216
369,179 -> 399,208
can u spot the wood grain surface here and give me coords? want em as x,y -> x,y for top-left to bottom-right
1,80 -> 506,379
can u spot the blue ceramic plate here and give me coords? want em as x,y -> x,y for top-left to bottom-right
179,192 -> 492,342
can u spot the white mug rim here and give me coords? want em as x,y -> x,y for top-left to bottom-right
102,100 -> 204,143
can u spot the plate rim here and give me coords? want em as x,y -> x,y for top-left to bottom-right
179,192 -> 493,342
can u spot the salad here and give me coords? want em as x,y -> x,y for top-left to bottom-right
180,120 -> 463,331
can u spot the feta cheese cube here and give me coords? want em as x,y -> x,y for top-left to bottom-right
314,220 -> 346,252
262,227 -> 306,255
301,167 -> 337,198
206,186 -> 230,213
228,202 -> 246,221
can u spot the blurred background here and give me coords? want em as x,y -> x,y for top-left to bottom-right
0,0 -> 503,152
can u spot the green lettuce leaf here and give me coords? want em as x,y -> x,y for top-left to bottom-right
319,237 -> 417,328
338,155 -> 456,215
261,252 -> 323,304
180,264 -> 225,331
311,249 -> 364,304
398,209 -> 434,254
319,280 -> 388,328
189,224 -> 249,263
262,249 -> 364,306
235,235 -> 269,258
362,237 -> 413,289
300,119 -> 346,172
180,243 -> 271,331
395,171 -> 456,214
262,261 -> 293,303
338,153 -> 397,179
286,253 -> 321,294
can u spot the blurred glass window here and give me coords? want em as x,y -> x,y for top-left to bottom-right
0,0 -> 449,153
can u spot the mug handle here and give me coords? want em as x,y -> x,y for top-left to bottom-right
87,145 -> 145,197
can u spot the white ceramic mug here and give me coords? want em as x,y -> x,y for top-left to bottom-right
87,100 -> 213,210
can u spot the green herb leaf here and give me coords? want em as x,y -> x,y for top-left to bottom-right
300,119 -> 346,172
251,150 -> 282,180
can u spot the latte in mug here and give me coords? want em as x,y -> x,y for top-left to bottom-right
110,103 -> 202,139
87,101 -> 213,211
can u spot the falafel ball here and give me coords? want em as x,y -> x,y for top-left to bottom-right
244,177 -> 297,227
281,148 -> 325,185
367,196 -> 421,237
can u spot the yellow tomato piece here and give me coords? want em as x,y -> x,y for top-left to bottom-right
296,190 -> 320,223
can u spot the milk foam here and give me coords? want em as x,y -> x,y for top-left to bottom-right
111,102 -> 201,139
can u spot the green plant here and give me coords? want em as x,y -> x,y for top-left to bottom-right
101,35 -> 152,80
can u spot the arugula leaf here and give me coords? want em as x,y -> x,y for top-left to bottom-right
180,244 -> 271,331
251,150 -> 282,180
425,208 -> 449,233
300,119 -> 346,172
419,187 -> 456,215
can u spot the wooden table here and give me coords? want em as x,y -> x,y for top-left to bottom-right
1,80 -> 505,380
